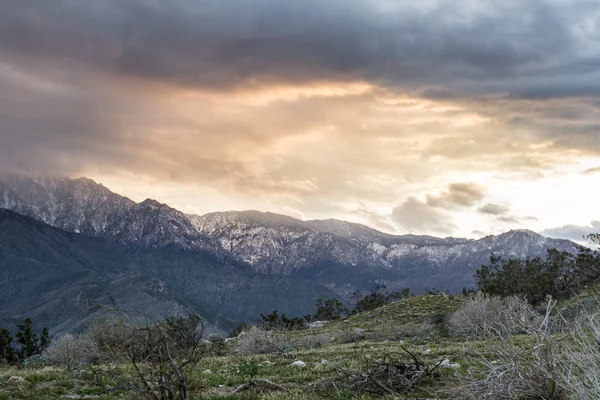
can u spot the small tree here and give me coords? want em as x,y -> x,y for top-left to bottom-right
15,318 -> 48,361
259,310 -> 310,331
475,247 -> 600,304
353,286 -> 411,314
313,298 -> 349,321
0,328 -> 15,364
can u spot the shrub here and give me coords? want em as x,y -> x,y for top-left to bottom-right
395,322 -> 436,338
313,298 -> 349,321
44,333 -> 101,368
294,333 -> 332,349
475,247 -> 600,304
236,326 -> 290,355
258,310 -> 310,331
448,293 -> 541,337
338,346 -> 444,396
353,286 -> 410,314
557,306 -> 600,399
454,297 -> 567,400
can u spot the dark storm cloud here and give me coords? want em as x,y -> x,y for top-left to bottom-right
0,0 -> 596,96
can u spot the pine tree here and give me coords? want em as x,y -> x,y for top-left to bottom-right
0,328 -> 15,363
16,318 -> 40,360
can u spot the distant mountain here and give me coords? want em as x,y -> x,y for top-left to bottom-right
0,209 -> 337,335
0,176 -> 579,301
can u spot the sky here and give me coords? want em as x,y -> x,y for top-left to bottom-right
1,0 -> 599,243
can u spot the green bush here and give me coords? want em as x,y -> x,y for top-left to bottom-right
475,247 -> 600,304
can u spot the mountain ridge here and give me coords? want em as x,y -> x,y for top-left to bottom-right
0,176 -> 579,298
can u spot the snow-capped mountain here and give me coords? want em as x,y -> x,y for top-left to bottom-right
0,176 -> 211,252
0,176 -> 579,296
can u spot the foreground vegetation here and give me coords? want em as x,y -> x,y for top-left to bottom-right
2,237 -> 600,399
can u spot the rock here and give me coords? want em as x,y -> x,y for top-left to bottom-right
353,328 -> 365,335
201,339 -> 211,344
321,359 -> 328,365
224,337 -> 236,343
440,359 -> 461,369
8,376 -> 24,383
291,360 -> 307,367
423,348 -> 432,354
307,321 -> 328,328
203,369 -> 212,374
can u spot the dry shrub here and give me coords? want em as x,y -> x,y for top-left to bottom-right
455,297 -> 567,400
557,311 -> 600,399
338,346 -> 444,396
448,293 -> 541,337
294,333 -> 331,349
44,333 -> 102,368
236,326 -> 291,355
87,317 -> 133,360
395,322 -> 436,338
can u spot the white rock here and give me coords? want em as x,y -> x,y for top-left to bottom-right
203,369 -> 213,374
440,359 -> 461,369
353,328 -> 365,334
291,360 -> 307,367
224,337 -> 236,343
307,321 -> 328,328
320,359 -> 328,365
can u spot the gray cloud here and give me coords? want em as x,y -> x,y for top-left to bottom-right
0,0 -> 597,97
541,221 -> 600,243
478,203 -> 510,215
392,182 -> 485,233
426,182 -> 485,209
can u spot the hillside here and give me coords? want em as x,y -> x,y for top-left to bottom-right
0,209 -> 338,335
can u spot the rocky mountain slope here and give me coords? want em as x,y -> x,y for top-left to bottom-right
0,176 -> 579,299
0,209 -> 337,335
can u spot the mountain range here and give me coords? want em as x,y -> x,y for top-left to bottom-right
0,176 -> 579,334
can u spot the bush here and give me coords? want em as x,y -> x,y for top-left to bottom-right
448,293 -> 541,337
236,326 -> 291,355
453,297 -> 567,400
353,286 -> 410,314
475,247 -> 600,304
258,310 -> 310,331
395,322 -> 436,338
557,305 -> 600,399
44,333 -> 101,368
294,333 -> 332,349
313,298 -> 349,321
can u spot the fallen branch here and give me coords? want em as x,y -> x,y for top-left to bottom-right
231,378 -> 288,394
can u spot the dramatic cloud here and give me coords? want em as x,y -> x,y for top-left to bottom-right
1,0 -> 599,236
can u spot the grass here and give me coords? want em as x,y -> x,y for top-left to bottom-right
0,294 -> 535,399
